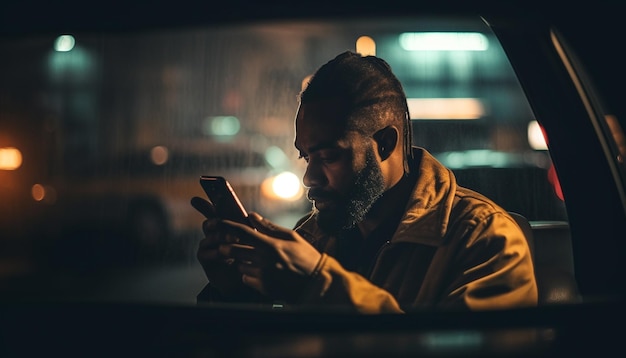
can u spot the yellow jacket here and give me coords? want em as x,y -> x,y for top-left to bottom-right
293,147 -> 538,313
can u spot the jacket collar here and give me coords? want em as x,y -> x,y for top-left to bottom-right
295,147 -> 457,247
393,147 -> 456,245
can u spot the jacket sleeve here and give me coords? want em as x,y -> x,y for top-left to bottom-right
438,212 -> 539,310
298,253 -> 404,314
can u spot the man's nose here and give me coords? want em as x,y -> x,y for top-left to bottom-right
302,163 -> 325,188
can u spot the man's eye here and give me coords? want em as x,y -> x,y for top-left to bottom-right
320,153 -> 339,163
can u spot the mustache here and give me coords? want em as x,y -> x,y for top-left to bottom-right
307,188 -> 335,201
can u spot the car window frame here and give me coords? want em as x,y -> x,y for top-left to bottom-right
486,12 -> 626,301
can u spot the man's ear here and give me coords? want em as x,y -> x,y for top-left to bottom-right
373,126 -> 399,161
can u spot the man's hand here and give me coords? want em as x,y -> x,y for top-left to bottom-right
221,212 -> 323,302
191,196 -> 250,298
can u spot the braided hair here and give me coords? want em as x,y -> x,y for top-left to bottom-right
299,51 -> 413,173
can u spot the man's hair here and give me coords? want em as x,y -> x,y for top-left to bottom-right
299,51 -> 413,171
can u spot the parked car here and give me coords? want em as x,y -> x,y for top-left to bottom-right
0,0 -> 624,357
44,143 -> 307,267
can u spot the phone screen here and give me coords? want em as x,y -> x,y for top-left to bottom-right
199,176 -> 251,226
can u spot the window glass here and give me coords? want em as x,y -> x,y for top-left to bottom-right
0,16 -> 567,304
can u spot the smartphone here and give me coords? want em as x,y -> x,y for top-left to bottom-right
199,175 -> 252,226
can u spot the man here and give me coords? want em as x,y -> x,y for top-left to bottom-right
191,51 -> 538,313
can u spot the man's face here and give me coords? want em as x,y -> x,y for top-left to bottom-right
294,100 -> 385,233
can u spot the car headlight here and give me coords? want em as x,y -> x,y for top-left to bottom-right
261,171 -> 304,201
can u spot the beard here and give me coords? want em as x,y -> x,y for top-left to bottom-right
309,146 -> 385,234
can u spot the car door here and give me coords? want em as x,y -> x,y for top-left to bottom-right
486,9 -> 626,302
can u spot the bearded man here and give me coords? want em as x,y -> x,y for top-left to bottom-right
192,51 -> 537,313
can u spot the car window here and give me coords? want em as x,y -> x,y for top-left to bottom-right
0,15 -> 569,305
